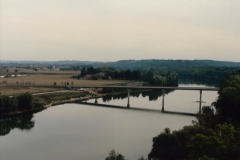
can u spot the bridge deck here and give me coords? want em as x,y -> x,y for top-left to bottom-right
68,85 -> 219,91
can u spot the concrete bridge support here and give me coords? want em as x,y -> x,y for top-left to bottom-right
127,89 -> 130,108
94,88 -> 98,104
199,90 -> 202,113
162,89 -> 165,112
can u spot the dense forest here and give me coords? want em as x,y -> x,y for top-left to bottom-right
66,60 -> 240,80
78,66 -> 178,86
91,60 -> 240,80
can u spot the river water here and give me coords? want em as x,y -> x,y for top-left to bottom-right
0,83 -> 218,160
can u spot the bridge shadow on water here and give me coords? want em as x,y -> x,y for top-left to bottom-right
75,101 -> 197,117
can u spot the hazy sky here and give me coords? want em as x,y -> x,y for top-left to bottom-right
1,0 -> 239,62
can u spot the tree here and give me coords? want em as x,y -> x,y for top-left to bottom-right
0,95 -> 18,113
87,66 -> 95,74
17,92 -> 34,110
81,67 -> 86,77
195,106 -> 216,129
148,126 -> 213,160
132,70 -> 141,80
166,72 -> 178,86
142,71 -> 153,82
149,70 -> 240,160
105,150 -> 125,160
138,156 -> 147,160
188,123 -> 240,160
211,70 -> 240,127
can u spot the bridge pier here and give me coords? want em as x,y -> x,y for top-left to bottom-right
127,89 -> 130,108
199,90 -> 202,113
94,88 -> 98,104
162,89 -> 165,112
95,88 -> 98,95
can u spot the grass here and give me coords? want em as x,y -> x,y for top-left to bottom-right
0,86 -> 66,96
34,91 -> 88,105
0,75 -> 132,95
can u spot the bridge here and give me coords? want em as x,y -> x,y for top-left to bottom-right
67,85 -> 219,114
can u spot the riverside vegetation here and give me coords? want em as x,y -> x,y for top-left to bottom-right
103,70 -> 240,160
148,69 -> 240,160
0,91 -> 89,116
0,93 -> 43,115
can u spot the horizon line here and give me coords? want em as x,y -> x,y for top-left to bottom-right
1,59 -> 240,63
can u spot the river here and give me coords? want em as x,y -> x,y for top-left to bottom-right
0,82 -> 218,160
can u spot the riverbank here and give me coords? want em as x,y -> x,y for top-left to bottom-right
0,87 -> 160,118
0,89 -> 125,117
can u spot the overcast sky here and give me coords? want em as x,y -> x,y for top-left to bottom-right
1,0 -> 239,62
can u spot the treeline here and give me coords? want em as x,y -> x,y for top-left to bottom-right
60,64 -> 92,71
177,66 -> 239,80
0,93 -> 43,115
79,67 -> 141,80
148,70 -> 240,160
144,66 -> 238,81
78,67 -> 178,86
91,60 -> 240,80
146,71 -> 178,86
92,59 -> 240,70
65,61 -> 240,81
105,150 -> 147,160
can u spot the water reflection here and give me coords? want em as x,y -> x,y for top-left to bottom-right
0,113 -> 35,136
0,104 -> 194,160
142,90 -> 174,101
102,89 -> 174,102
178,77 -> 220,87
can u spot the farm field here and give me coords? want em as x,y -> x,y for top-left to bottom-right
0,86 -> 66,96
0,68 -> 79,75
0,69 -> 142,95
0,74 -> 127,85
0,75 -> 132,96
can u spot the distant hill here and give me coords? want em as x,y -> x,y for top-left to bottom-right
1,59 -> 240,69
0,60 -> 99,67
91,59 -> 240,70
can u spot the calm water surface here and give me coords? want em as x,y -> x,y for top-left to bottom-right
88,84 -> 218,114
0,84 -> 218,160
